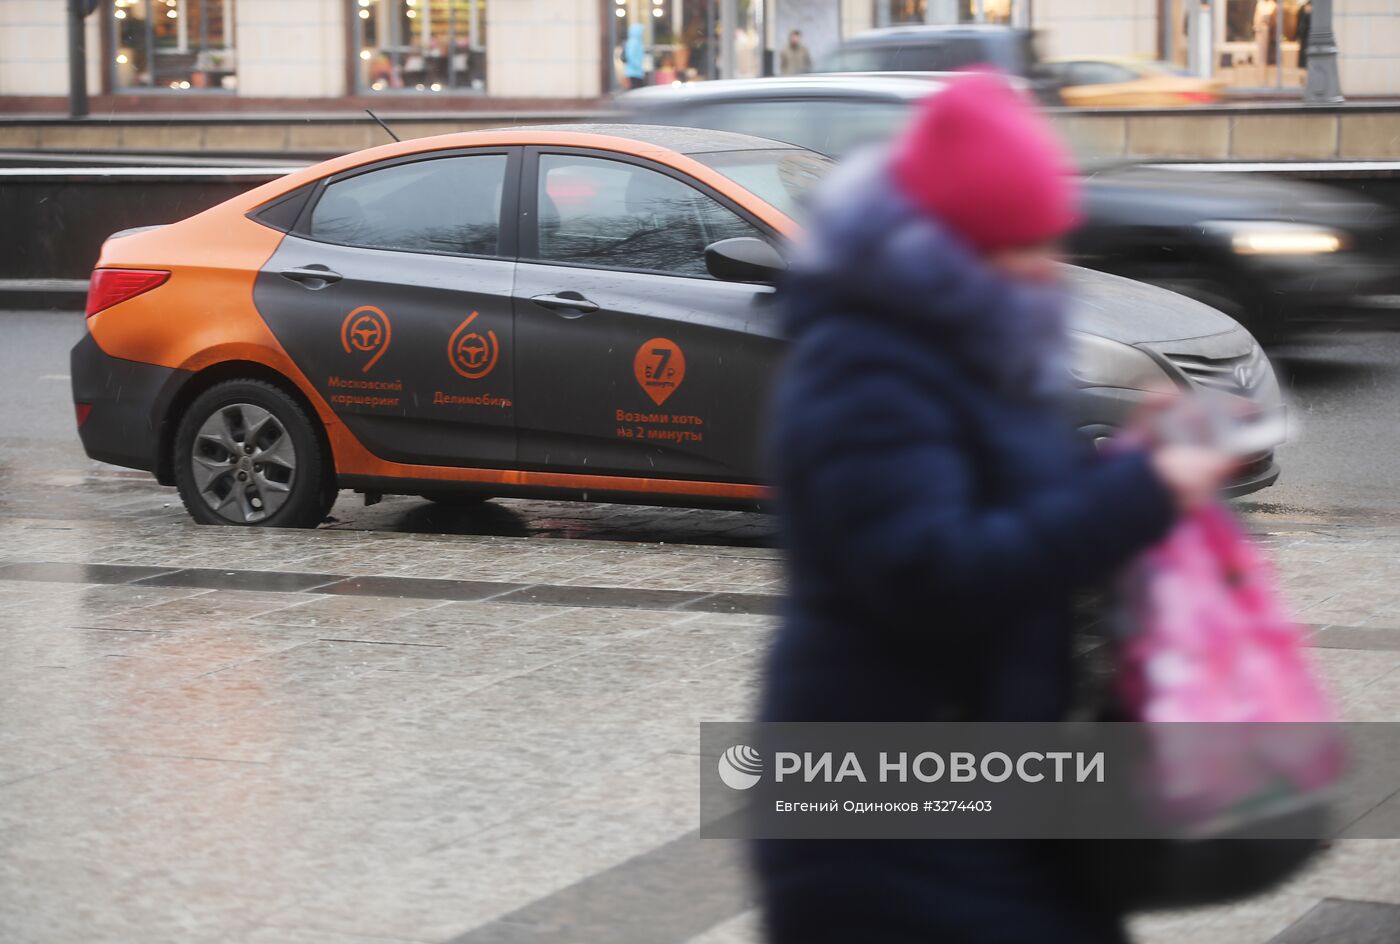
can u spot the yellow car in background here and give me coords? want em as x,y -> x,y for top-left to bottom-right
1043,57 -> 1223,107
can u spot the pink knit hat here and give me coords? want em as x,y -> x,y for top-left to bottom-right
890,71 -> 1080,255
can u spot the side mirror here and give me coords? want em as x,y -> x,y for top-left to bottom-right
705,237 -> 786,284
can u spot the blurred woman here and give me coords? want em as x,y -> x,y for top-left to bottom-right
756,74 -> 1234,943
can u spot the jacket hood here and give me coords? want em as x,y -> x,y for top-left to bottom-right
783,148 -> 1070,400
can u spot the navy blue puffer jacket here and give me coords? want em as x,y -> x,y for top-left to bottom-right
755,156 -> 1177,943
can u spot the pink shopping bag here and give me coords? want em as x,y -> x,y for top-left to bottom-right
1117,502 -> 1344,829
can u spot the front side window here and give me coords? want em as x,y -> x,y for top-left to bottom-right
533,155 -> 761,277
308,154 -> 507,256
111,0 -> 237,91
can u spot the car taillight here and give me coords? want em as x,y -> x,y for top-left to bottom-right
75,402 -> 93,427
1180,91 -> 1217,103
86,268 -> 170,318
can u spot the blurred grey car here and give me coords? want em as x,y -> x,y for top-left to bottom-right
1062,267 -> 1282,496
619,74 -> 1400,339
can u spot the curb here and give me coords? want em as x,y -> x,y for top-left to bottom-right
0,280 -> 87,312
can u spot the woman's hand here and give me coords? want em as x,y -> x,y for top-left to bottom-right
1151,445 -> 1239,511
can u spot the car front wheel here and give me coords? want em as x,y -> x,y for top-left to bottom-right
173,379 -> 335,528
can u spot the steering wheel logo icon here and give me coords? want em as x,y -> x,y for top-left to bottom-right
339,306 -> 392,373
448,311 -> 500,380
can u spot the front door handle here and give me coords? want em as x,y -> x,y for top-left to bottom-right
531,292 -> 599,316
279,265 -> 343,289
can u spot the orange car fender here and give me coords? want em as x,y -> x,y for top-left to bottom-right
87,214 -> 347,436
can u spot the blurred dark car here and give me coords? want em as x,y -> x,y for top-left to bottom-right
620,74 -> 1400,338
820,25 -> 1063,104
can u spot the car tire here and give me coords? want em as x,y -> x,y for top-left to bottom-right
173,379 -> 335,528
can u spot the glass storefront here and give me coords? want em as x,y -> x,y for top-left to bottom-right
353,0 -> 487,93
111,0 -> 237,91
1169,0 -> 1308,89
877,0 -> 1011,27
609,0 -> 724,87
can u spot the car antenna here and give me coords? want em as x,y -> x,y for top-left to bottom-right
365,109 -> 401,143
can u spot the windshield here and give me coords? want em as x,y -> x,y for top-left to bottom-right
691,148 -> 834,221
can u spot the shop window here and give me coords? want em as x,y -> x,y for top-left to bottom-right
354,0 -> 486,93
111,0 -> 236,91
611,0 -> 788,87
1169,0 -> 1308,90
1220,0 -> 1306,88
876,0 -> 1011,27
664,0 -> 717,83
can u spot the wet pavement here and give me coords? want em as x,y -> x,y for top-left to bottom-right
2,310 -> 1400,943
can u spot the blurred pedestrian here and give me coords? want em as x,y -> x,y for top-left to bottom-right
653,53 -> 678,86
778,30 -> 812,76
755,74 -> 1235,943
623,24 -> 647,90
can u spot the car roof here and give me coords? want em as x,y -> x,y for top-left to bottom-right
620,73 -> 949,107
512,122 -> 804,155
843,24 -> 1026,45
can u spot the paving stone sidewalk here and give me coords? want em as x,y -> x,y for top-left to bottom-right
0,505 -> 1397,943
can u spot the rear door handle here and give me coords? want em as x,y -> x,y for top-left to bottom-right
530,292 -> 598,316
279,265 -> 342,289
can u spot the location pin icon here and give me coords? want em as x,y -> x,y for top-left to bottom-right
634,338 -> 685,406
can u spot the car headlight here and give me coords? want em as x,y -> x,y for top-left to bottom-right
1068,332 -> 1176,392
1203,220 -> 1346,256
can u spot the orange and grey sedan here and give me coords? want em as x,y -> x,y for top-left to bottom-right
72,123 -> 1282,528
73,125 -> 822,526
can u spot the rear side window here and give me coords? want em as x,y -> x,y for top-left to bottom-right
307,154 -> 507,256
533,154 -> 761,277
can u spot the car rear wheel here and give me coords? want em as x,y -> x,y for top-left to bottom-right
174,379 -> 335,528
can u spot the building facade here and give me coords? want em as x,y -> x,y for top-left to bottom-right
1,0 -> 1397,107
